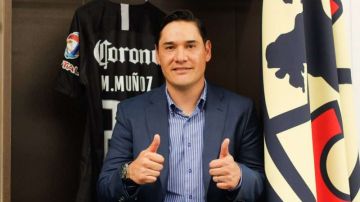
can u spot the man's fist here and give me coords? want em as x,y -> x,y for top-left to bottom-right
127,134 -> 164,185
209,138 -> 242,190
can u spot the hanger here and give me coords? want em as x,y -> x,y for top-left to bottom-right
118,0 -> 148,4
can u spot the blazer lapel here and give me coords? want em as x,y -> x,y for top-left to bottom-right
202,85 -> 227,194
145,85 -> 170,195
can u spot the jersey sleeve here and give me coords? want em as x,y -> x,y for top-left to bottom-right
55,10 -> 84,97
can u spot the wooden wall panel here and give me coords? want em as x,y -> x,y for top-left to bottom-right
12,2 -> 85,202
235,0 -> 262,107
1,0 -> 12,201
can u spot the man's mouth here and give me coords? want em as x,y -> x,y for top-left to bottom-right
172,67 -> 192,73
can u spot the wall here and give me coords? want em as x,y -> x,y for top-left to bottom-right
0,0 -> 11,201
11,0 -> 262,201
12,1 -> 86,201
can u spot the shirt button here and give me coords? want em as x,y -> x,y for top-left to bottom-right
189,195 -> 192,199
188,142 -> 191,147
189,169 -> 192,173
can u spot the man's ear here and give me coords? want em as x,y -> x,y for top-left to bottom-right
205,40 -> 212,62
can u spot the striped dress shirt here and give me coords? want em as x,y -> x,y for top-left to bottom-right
164,83 -> 207,202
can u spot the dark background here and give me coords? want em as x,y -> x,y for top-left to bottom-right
11,0 -> 262,201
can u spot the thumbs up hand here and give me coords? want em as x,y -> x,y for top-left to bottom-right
147,134 -> 161,153
209,138 -> 242,190
127,134 -> 164,185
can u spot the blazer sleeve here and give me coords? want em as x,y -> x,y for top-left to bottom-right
97,103 -> 138,202
231,101 -> 265,202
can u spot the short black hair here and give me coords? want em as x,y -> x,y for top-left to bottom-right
155,9 -> 208,46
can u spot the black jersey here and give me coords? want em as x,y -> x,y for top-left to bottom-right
55,1 -> 165,201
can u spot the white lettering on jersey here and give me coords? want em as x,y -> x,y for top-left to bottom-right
101,74 -> 153,93
94,40 -> 158,69
102,100 -> 120,158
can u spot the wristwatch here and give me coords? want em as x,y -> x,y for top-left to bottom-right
120,162 -> 138,194
120,162 -> 130,180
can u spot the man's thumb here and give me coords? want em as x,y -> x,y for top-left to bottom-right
147,134 -> 160,153
219,138 -> 230,158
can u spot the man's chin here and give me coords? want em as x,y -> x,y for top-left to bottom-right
165,80 -> 191,89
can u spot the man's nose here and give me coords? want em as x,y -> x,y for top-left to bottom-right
174,47 -> 187,63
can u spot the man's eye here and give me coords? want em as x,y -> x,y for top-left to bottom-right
187,44 -> 195,49
165,46 -> 174,50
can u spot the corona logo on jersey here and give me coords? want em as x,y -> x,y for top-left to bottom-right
64,32 -> 80,59
262,0 -> 360,201
93,40 -> 157,69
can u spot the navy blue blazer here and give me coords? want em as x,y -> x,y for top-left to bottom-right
98,84 -> 264,202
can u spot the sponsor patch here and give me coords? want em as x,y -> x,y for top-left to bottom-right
64,32 -> 80,59
61,60 -> 79,76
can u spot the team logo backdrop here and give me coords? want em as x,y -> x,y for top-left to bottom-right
262,0 -> 360,201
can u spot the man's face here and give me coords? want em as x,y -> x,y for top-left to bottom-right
156,21 -> 211,89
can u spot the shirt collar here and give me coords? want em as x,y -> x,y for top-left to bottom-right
165,81 -> 207,114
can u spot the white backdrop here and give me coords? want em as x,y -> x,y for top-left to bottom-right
350,0 -> 360,150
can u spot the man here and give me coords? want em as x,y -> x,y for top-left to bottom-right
98,10 -> 264,202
